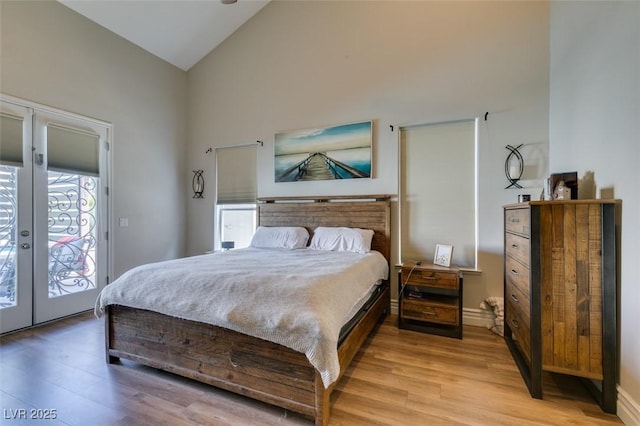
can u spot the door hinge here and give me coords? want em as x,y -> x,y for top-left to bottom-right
106,275 -> 110,284
105,141 -> 110,151
105,231 -> 108,240
105,186 -> 109,196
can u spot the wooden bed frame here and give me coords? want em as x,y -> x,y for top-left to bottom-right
104,195 -> 391,425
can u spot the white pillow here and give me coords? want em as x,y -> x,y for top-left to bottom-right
249,226 -> 309,249
309,227 -> 374,253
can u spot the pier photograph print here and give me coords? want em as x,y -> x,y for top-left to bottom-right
274,121 -> 372,182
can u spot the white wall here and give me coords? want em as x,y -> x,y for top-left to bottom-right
549,1 -> 640,421
3,0 -> 635,417
187,1 -> 550,312
0,1 -> 188,277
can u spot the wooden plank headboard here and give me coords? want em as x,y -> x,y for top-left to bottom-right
257,195 -> 391,263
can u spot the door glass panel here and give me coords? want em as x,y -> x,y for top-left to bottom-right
0,166 -> 17,308
47,171 -> 97,298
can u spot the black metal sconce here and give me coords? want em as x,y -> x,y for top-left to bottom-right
192,170 -> 204,198
505,144 -> 524,189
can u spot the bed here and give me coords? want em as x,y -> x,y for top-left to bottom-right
98,195 -> 391,425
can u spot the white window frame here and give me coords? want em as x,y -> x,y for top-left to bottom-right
214,203 -> 257,251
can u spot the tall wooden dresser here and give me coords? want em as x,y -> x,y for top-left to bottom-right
503,200 -> 618,414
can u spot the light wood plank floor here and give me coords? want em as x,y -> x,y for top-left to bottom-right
0,312 -> 623,425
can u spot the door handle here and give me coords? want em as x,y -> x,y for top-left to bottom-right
21,243 -> 31,249
20,230 -> 30,237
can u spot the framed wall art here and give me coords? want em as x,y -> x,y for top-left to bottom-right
274,120 -> 372,182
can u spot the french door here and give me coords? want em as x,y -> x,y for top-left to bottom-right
0,97 -> 109,333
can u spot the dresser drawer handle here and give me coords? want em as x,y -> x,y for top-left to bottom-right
510,318 -> 520,329
510,218 -> 520,223
421,311 -> 437,316
420,276 -> 436,280
511,244 -> 519,249
511,269 -> 519,276
510,294 -> 520,303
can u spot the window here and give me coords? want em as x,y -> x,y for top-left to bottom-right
399,119 -> 477,268
215,145 -> 257,250
216,204 -> 256,250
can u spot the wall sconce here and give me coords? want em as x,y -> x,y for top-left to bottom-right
192,170 -> 204,198
505,144 -> 524,189
221,241 -> 235,251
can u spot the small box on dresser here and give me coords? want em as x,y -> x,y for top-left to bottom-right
503,200 -> 619,414
398,262 -> 463,339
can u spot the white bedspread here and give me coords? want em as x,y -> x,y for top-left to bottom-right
95,248 -> 388,387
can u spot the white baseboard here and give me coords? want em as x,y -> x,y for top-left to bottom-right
462,307 -> 496,329
617,385 -> 640,425
390,299 -> 398,315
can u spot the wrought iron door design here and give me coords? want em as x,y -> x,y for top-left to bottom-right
0,167 -> 18,308
47,172 -> 98,298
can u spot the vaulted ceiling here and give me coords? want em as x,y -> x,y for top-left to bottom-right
58,0 -> 270,71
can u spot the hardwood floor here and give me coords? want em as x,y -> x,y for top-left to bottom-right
0,312 -> 623,425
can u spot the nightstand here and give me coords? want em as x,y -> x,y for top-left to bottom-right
398,262 -> 463,339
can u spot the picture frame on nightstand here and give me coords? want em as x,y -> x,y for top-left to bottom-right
434,244 -> 453,267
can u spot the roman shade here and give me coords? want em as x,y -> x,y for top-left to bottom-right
216,145 -> 257,204
47,123 -> 99,176
1,113 -> 24,167
400,119 -> 476,268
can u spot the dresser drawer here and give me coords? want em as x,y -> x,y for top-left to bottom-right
505,207 -> 530,236
505,232 -> 530,267
506,279 -> 530,326
401,298 -> 459,325
506,297 -> 531,363
505,255 -> 530,297
402,268 -> 458,290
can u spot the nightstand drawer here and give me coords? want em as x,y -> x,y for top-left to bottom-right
401,269 -> 458,290
505,232 -> 530,266
505,207 -> 530,236
401,298 -> 459,325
